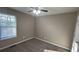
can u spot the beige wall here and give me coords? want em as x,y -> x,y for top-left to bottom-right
0,8 -> 34,48
35,12 -> 77,50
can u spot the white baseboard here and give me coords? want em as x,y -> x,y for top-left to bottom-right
0,37 -> 34,51
35,37 -> 70,51
0,37 -> 70,51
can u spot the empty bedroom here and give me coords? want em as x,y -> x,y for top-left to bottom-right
0,7 -> 79,52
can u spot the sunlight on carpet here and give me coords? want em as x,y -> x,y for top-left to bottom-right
44,49 -> 57,52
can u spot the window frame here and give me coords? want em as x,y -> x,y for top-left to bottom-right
0,13 -> 17,40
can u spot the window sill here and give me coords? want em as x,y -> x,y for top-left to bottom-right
0,35 -> 16,41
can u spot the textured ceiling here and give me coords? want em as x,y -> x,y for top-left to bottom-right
11,7 -> 79,16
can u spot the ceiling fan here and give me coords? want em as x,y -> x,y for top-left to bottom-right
27,7 -> 48,15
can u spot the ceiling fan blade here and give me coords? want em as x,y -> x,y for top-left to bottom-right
41,9 -> 48,12
27,10 -> 33,12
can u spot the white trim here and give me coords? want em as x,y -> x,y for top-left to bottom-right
35,37 -> 70,51
0,37 -> 34,50
0,37 -> 70,51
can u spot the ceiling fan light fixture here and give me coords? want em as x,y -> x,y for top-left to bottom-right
33,10 -> 41,15
33,10 -> 37,14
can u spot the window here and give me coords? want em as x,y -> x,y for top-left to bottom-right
0,13 -> 16,40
